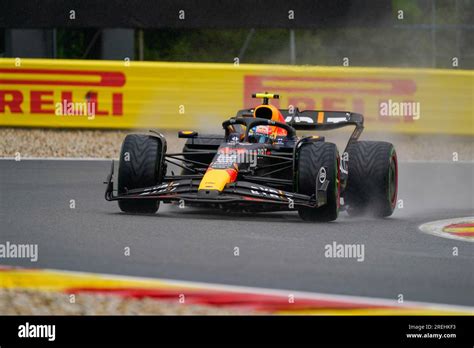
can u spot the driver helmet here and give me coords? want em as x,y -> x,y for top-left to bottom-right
249,104 -> 287,143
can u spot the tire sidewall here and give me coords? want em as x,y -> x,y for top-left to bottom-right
297,142 -> 339,222
117,134 -> 164,213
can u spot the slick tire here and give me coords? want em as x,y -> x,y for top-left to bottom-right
344,141 -> 398,217
297,142 -> 340,222
118,134 -> 163,214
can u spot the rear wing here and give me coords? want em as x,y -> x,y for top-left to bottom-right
235,108 -> 363,131
281,110 -> 364,131
234,108 -> 364,149
282,110 -> 364,150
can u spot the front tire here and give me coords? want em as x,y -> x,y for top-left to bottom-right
297,142 -> 340,222
118,134 -> 164,214
344,141 -> 398,217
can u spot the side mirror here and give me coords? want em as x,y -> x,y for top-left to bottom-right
178,130 -> 198,138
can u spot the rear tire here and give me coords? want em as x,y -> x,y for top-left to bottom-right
118,134 -> 164,214
344,141 -> 398,217
297,142 -> 339,222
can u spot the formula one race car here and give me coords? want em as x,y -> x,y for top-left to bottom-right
105,93 -> 398,222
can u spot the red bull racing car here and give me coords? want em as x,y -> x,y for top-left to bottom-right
105,93 -> 398,222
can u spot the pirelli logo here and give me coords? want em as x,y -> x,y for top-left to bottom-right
244,75 -> 418,122
0,68 -> 126,116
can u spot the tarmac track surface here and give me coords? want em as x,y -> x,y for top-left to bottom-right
0,159 -> 473,306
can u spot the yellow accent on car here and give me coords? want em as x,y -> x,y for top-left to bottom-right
254,93 -> 278,99
198,169 -> 231,192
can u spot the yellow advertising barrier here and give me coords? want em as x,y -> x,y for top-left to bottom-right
0,58 -> 472,134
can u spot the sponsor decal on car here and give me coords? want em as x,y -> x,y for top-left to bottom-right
318,167 -> 327,184
249,185 -> 294,200
140,181 -> 179,195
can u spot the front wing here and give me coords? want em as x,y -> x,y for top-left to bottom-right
104,161 -> 329,209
